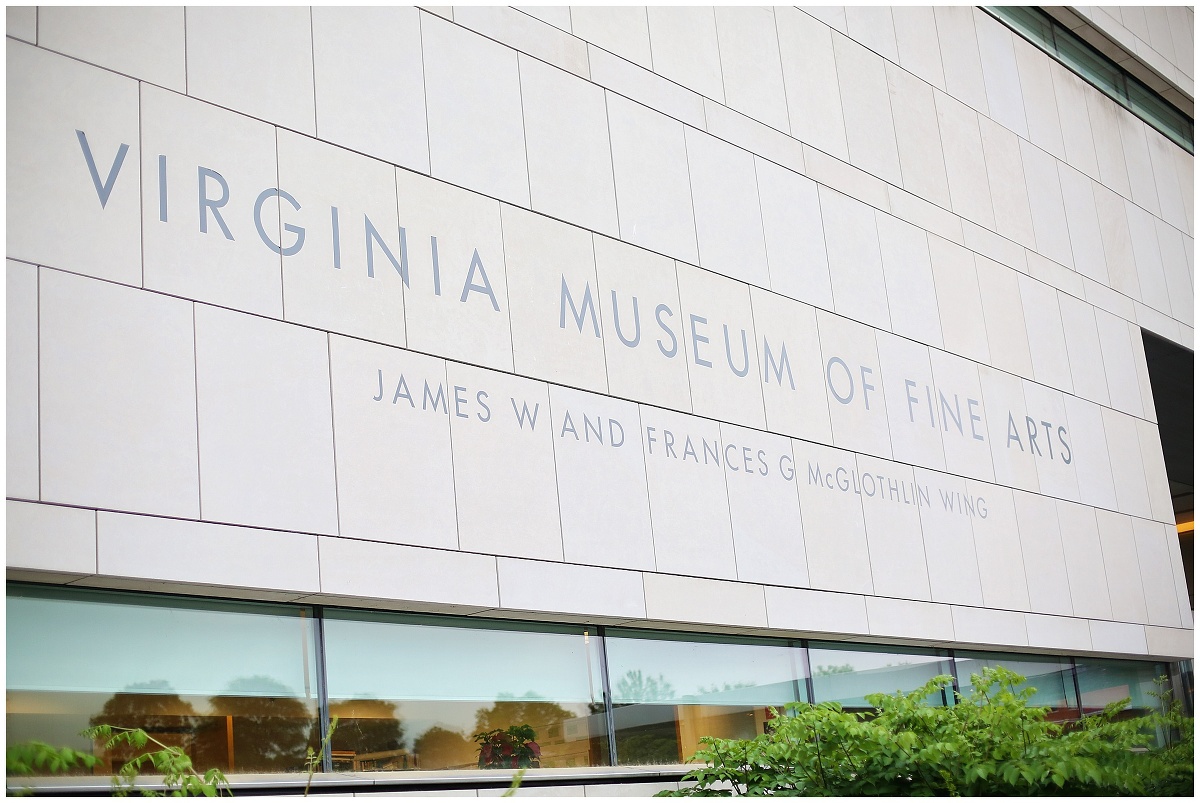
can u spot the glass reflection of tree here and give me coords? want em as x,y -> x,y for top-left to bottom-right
90,681 -> 200,732
616,731 -> 679,766
613,670 -> 676,703
473,696 -> 573,734
813,664 -> 854,677
694,682 -> 753,698
471,697 -> 582,770
327,699 -> 406,769
412,726 -> 472,770
89,681 -> 200,772
610,671 -> 682,767
207,676 -> 313,772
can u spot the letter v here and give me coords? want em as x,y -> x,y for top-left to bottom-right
76,129 -> 129,209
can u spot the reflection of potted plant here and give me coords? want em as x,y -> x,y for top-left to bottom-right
473,724 -> 540,769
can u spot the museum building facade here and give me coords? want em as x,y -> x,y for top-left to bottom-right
6,5 -> 1195,795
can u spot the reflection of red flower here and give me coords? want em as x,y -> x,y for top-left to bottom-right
473,726 -> 541,770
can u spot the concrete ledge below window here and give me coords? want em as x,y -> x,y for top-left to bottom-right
6,765 -> 693,797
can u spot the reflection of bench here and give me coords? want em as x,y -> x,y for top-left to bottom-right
91,726 -> 194,774
334,748 -> 413,772
329,750 -> 357,772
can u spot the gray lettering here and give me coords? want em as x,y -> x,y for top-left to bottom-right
461,248 -> 500,310
690,315 -> 711,368
198,166 -> 234,239
1041,420 -> 1055,460
511,398 -> 540,430
1006,413 -> 1024,450
331,206 -> 341,269
76,129 -> 129,209
254,188 -> 304,256
655,304 -> 678,358
780,454 -> 795,481
723,325 -> 750,377
826,357 -> 854,404
365,214 -> 406,280
1058,426 -> 1072,464
905,379 -> 919,422
609,419 -> 625,448
422,380 -> 448,414
860,366 -> 876,411
393,375 -> 414,407
476,390 -> 491,422
762,338 -> 795,389
430,235 -> 440,295
610,291 -> 640,346
454,385 -> 469,419
157,154 -> 168,221
1025,416 -> 1042,456
725,443 -> 739,471
559,277 -> 601,337
967,398 -> 984,441
682,436 -> 699,462
940,390 -> 962,435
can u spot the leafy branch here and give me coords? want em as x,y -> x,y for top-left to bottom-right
81,724 -> 230,797
7,741 -> 101,777
661,666 -> 1194,797
304,715 -> 338,797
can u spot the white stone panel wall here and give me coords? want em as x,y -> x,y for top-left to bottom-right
749,287 -> 832,446
140,85 -> 283,318
520,55 -> 619,237
311,6 -> 429,174
186,7 -> 315,136
194,305 -> 339,535
39,270 -> 199,518
7,41 -> 141,286
328,336 -> 457,550
5,6 -> 1192,662
6,261 -> 38,500
721,423 -> 808,588
675,263 -> 765,430
640,405 -> 736,581
277,131 -> 407,347
447,362 -> 562,561
504,205 -> 608,393
792,440 -> 873,597
549,385 -> 655,572
422,13 -> 529,207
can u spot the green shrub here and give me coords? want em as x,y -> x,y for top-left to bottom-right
660,666 -> 1193,796
7,725 -> 230,797
474,724 -> 542,770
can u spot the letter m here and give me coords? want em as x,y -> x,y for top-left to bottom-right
762,339 -> 795,390
422,381 -> 448,414
560,276 -> 600,337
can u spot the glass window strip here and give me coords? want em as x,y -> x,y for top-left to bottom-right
5,582 -> 1190,780
312,606 -> 333,774
984,6 -> 1194,153
594,626 -> 620,769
